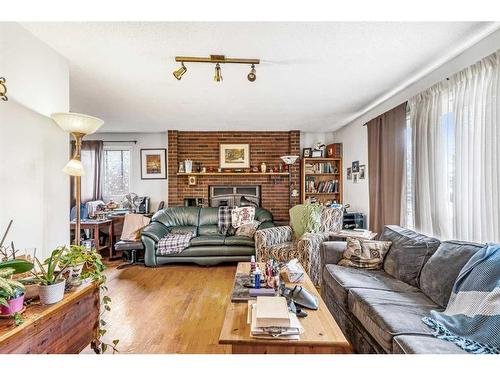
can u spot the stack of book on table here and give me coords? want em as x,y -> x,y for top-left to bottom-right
247,296 -> 304,340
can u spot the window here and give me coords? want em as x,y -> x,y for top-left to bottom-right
102,146 -> 131,202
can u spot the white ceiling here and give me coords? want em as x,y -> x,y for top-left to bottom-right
21,22 -> 496,132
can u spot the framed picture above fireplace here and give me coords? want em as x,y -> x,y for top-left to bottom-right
219,144 -> 250,169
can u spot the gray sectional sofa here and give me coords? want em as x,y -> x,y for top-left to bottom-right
320,225 -> 485,354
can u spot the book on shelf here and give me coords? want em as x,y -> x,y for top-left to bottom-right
305,162 -> 337,174
305,177 -> 339,193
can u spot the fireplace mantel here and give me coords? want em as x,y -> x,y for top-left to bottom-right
176,172 -> 290,176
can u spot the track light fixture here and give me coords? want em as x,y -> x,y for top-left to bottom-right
172,55 -> 260,83
247,64 -> 256,82
173,62 -> 187,80
214,63 -> 223,82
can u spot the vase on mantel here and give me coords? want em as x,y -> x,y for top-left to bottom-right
260,162 -> 267,173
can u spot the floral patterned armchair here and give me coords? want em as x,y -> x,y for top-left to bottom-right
254,206 -> 343,286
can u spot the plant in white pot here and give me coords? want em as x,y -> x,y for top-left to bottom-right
32,247 -> 69,305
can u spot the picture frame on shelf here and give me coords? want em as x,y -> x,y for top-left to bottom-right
219,144 -> 250,168
303,148 -> 312,158
347,167 -> 352,180
359,165 -> 366,179
352,160 -> 360,173
311,150 -> 323,158
141,148 -> 167,180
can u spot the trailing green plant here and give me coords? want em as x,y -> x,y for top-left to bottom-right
31,246 -> 69,286
70,246 -> 118,354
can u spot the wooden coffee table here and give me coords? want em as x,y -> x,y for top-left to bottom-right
219,262 -> 352,354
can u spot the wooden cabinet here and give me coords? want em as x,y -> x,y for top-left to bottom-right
301,158 -> 343,205
0,282 -> 99,353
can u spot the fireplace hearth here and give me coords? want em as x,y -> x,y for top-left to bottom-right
210,185 -> 260,207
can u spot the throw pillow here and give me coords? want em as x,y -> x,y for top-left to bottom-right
338,237 -> 392,270
302,203 -> 322,233
235,220 -> 261,238
231,206 -> 255,228
289,204 -> 307,239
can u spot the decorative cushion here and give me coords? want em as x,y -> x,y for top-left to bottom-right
419,240 -> 483,307
338,237 -> 392,270
289,205 -> 307,239
380,225 -> 440,287
231,206 -> 255,228
235,220 -> 261,238
302,204 -> 322,233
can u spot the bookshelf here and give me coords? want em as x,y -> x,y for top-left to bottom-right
301,157 -> 343,205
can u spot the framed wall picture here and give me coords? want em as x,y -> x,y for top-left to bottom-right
359,165 -> 366,179
188,175 -> 197,186
141,148 -> 167,180
219,144 -> 250,169
303,148 -> 312,158
347,167 -> 352,180
352,160 -> 360,173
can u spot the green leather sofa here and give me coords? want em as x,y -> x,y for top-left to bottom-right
141,206 -> 275,266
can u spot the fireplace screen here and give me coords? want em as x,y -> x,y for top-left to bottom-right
210,185 -> 260,207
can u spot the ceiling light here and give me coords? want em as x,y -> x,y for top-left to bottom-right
173,55 -> 259,83
247,64 -> 256,82
214,63 -> 223,82
173,63 -> 187,80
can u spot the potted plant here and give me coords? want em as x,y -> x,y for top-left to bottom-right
59,245 -> 88,287
32,247 -> 69,305
0,267 -> 26,316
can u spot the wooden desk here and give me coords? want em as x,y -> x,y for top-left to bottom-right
0,282 -> 99,353
71,220 -> 114,259
219,262 -> 352,354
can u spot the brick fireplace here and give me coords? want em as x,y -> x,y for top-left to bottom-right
168,131 -> 300,222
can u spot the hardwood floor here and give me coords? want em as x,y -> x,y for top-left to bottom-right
83,262 -> 237,354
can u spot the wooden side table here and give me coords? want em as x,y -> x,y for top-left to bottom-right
71,220 -> 114,259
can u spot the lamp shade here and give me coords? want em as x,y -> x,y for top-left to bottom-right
62,158 -> 85,176
280,155 -> 299,165
51,112 -> 104,135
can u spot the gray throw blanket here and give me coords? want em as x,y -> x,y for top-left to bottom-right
157,233 -> 193,256
422,243 -> 500,354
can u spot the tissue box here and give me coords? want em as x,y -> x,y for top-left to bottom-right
282,259 -> 305,283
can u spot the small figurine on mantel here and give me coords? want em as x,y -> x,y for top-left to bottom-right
260,162 -> 267,173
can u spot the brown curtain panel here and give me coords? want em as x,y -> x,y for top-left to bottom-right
70,140 -> 104,207
367,103 -> 407,235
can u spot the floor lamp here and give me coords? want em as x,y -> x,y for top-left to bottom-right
280,155 -> 299,208
51,113 -> 104,246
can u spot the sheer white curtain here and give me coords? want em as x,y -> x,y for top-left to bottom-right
406,51 -> 500,243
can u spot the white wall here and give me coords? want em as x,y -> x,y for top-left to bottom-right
300,132 -> 334,154
332,27 -> 500,225
0,22 -> 70,259
0,23 -> 69,116
85,132 -> 168,210
332,124 -> 369,217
